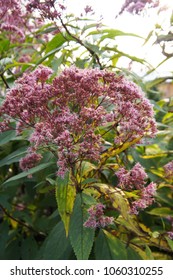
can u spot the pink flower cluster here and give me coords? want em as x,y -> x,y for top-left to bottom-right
84,203 -> 114,228
166,217 -> 173,240
26,0 -> 65,20
116,163 -> 147,190
163,161 -> 173,179
0,66 -> 157,176
0,0 -> 53,44
116,163 -> 156,214
19,152 -> 42,171
1,23 -> 25,43
0,0 -> 26,43
118,0 -> 159,16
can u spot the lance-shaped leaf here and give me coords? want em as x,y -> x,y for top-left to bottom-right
3,162 -> 54,185
0,147 -> 27,167
69,194 -> 95,260
40,221 -> 73,260
95,230 -> 142,260
55,172 -> 76,236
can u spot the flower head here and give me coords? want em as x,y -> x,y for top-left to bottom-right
84,203 -> 114,228
116,163 -> 147,190
163,161 -> 173,179
116,164 -> 156,214
0,66 -> 157,177
19,152 -> 42,171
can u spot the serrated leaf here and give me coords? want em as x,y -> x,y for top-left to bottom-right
40,221 -> 72,260
55,172 -> 76,236
95,230 -> 141,260
69,194 -> 95,260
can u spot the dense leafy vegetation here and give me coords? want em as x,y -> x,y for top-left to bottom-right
0,0 -> 173,260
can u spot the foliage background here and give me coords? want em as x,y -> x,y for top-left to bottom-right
0,0 -> 173,260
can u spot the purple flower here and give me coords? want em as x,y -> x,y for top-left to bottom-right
0,66 -> 157,177
84,5 -> 94,14
167,231 -> 173,240
84,203 -> 114,229
163,161 -> 173,179
118,0 -> 159,16
19,152 -> 42,171
116,163 -> 147,190
116,164 -> 156,214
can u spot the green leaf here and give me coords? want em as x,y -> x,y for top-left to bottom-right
0,39 -> 10,53
148,207 -> 173,217
0,130 -> 16,145
40,221 -> 73,260
0,147 -> 27,167
95,230 -> 141,260
5,62 -> 35,72
88,28 -> 142,40
145,77 -> 170,90
45,33 -> 66,54
36,47 -> 62,65
165,237 -> 173,251
95,230 -> 112,259
3,162 -> 54,185
81,23 -> 99,35
55,172 -> 76,236
69,194 -> 95,260
79,161 -> 96,177
0,222 -> 10,260
145,245 -> 155,260
21,237 -> 38,260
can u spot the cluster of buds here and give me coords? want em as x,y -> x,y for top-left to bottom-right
84,203 -> 114,228
116,163 -> 156,214
118,0 -> 159,16
163,161 -> 173,179
0,65 -> 157,177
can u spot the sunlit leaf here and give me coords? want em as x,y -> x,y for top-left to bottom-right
45,33 -> 67,54
148,207 -> 173,217
55,172 -> 76,236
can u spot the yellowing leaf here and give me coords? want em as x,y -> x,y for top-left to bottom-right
101,136 -> 142,164
55,172 -> 76,236
77,161 -> 96,178
10,218 -> 18,229
141,153 -> 167,159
